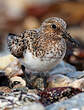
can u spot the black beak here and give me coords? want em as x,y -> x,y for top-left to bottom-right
62,31 -> 79,47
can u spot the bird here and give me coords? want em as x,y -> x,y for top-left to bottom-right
7,17 -> 79,80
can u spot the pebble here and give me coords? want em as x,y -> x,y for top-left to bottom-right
38,87 -> 82,106
0,54 -> 23,78
10,76 -> 26,88
47,74 -> 72,88
69,78 -> 84,90
0,54 -> 16,70
47,61 -> 84,90
47,74 -> 84,90
5,59 -> 23,78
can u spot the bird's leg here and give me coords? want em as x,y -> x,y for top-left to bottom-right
36,72 -> 49,89
21,65 -> 31,87
21,65 -> 35,89
43,72 -> 49,89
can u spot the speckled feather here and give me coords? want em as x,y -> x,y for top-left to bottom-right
7,17 -> 67,72
7,33 -> 25,58
22,29 -> 66,60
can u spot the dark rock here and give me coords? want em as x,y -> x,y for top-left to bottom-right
38,87 -> 82,106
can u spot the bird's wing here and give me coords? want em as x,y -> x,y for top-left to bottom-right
7,29 -> 39,58
22,29 -> 40,54
7,33 -> 25,58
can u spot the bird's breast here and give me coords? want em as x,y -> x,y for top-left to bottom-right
20,39 -> 66,72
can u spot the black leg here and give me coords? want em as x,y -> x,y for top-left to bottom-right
21,65 -> 29,87
21,65 -> 25,73
21,65 -> 34,88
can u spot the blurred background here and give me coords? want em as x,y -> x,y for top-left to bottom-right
0,0 -> 84,70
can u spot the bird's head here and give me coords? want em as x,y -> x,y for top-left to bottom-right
41,17 -> 79,47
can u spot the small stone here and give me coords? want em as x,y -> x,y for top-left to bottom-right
47,74 -> 72,88
38,87 -> 82,106
0,54 -> 16,70
69,78 -> 84,90
10,76 -> 26,88
5,58 -> 23,78
0,54 -> 23,78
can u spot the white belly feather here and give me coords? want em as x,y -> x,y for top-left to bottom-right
20,49 -> 66,72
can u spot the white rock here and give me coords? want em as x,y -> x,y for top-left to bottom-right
13,103 -> 45,110
47,74 -> 72,88
10,76 -> 26,87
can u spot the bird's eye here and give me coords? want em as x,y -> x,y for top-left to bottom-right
51,24 -> 56,29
